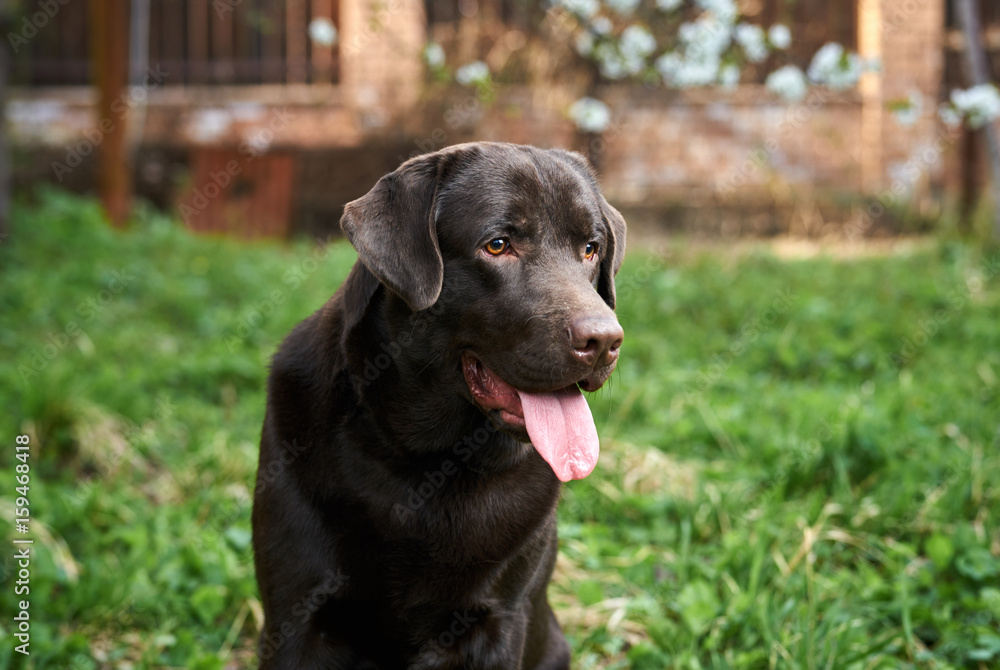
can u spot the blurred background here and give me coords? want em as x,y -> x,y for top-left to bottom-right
1,1 -> 999,669
3,0 -> 1000,237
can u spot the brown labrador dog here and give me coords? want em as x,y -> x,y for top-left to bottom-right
252,142 -> 626,669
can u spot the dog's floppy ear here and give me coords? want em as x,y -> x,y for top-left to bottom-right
598,200 -> 627,310
341,152 -> 450,312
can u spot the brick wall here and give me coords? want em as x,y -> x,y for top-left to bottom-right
340,0 -> 426,125
7,0 -> 960,234
874,0 -> 948,193
593,87 -> 865,205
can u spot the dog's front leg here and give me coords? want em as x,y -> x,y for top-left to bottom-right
257,626 -> 383,670
406,609 -> 530,670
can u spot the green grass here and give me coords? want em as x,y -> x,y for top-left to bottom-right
1,189 -> 998,669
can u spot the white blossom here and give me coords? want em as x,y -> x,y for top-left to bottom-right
939,103 -> 963,128
601,60 -> 628,79
696,0 -> 737,23
620,25 -> 657,59
766,64 -> 807,101
950,84 -> 1000,128
808,42 -> 861,89
455,61 -> 490,85
734,23 -> 768,63
657,51 -> 720,87
659,14 -> 736,88
679,16 -> 731,60
656,0 -> 683,11
423,42 -> 445,68
808,42 -> 843,79
569,97 -> 611,133
592,16 -> 613,35
556,0 -> 599,19
585,26 -> 654,78
768,24 -> 791,50
308,18 -> 338,46
594,42 -> 628,79
605,0 -> 641,16
594,42 -> 621,78
676,58 -> 720,87
655,52 -> 683,81
560,0 -> 863,100
623,54 -> 646,75
718,63 -> 740,88
892,91 -> 923,127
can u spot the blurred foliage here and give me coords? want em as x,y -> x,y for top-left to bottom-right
0,189 -> 998,668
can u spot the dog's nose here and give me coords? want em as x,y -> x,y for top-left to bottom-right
568,316 -> 624,367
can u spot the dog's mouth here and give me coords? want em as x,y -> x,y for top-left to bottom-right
461,353 -> 600,482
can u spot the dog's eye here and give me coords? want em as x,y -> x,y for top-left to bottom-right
485,238 -> 509,256
584,242 -> 598,260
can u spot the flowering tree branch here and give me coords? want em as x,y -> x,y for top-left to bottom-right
422,0 -> 1000,236
553,0 -> 871,132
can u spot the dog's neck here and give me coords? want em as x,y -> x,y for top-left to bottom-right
337,264 -> 527,468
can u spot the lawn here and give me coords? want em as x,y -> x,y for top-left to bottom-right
0,190 -> 998,669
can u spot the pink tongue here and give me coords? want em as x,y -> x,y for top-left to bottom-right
517,386 -> 600,482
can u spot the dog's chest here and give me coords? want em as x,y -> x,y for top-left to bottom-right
352,466 -> 560,596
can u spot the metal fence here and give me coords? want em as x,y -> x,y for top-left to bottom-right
10,0 -> 340,86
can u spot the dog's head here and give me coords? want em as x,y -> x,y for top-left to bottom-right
341,142 -> 626,481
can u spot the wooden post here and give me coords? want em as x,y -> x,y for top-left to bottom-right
211,0 -> 234,81
857,0 -> 882,192
262,0 -> 283,83
90,0 -> 132,227
953,0 -> 1000,240
287,0 -> 307,83
311,0 -> 334,83
189,0 -> 208,83
0,7 -> 11,242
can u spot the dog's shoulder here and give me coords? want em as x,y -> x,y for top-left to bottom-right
265,263 -> 384,438
270,300 -> 340,382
